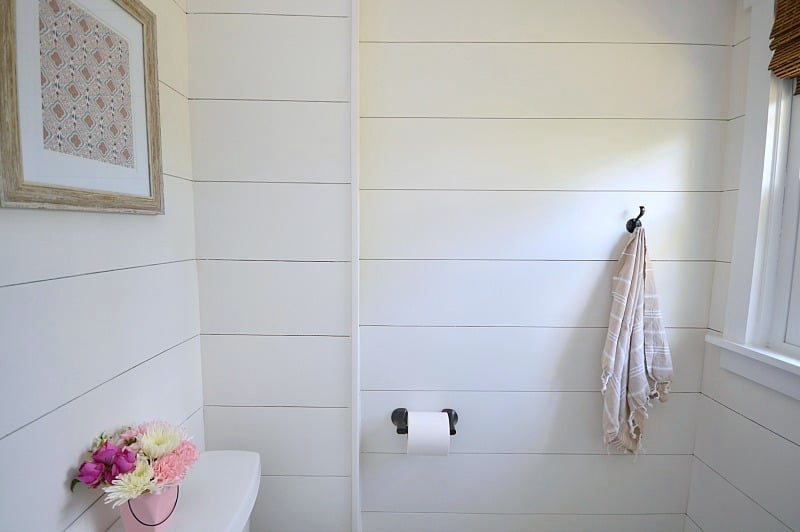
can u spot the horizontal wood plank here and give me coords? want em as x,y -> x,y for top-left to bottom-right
198,260 -> 351,335
360,0 -> 735,45
361,43 -> 730,119
361,453 -> 691,514
729,40 -> 749,119
360,260 -> 712,328
723,117 -> 745,191
202,335 -> 350,406
195,183 -> 350,260
362,512 -> 686,532
709,262 -> 730,332
716,190 -> 738,261
191,100 -> 349,182
360,118 -> 725,192
189,0 -> 350,16
205,406 -> 351,476
361,326 -> 704,393
146,0 -> 189,94
181,407 -> 205,452
189,14 -> 349,100
252,476 -> 351,532
361,190 -> 719,260
159,83 -> 192,179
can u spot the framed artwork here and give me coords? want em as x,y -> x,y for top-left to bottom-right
0,0 -> 163,214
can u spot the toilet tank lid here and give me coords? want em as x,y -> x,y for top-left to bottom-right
109,450 -> 261,532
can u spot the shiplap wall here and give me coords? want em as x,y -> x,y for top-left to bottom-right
686,3 -> 800,532
187,1 -> 353,530
359,1 -> 738,531
0,1 -> 203,530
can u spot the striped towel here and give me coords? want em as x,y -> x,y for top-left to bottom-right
601,227 -> 672,453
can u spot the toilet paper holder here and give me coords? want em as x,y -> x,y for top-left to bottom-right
391,408 -> 458,436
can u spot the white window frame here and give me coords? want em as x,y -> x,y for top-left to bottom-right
774,93 -> 800,350
706,0 -> 800,401
752,78 -> 800,356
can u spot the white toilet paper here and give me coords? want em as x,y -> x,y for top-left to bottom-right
406,411 -> 451,455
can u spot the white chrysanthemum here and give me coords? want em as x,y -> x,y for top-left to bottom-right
103,459 -> 156,508
139,422 -> 182,459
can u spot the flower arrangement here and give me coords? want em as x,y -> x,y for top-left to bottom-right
71,421 -> 199,508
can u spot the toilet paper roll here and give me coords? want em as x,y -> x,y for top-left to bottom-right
406,411 -> 451,455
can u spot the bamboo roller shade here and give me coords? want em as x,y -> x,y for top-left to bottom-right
770,0 -> 800,94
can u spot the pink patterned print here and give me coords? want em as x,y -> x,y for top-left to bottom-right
39,0 -> 135,168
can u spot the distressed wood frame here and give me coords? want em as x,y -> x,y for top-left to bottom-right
0,0 -> 163,214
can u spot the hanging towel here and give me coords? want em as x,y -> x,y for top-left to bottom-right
601,227 -> 672,453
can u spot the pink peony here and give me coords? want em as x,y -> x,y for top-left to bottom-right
91,441 -> 120,465
104,448 -> 136,483
116,449 -> 136,472
76,461 -> 104,487
103,466 -> 117,484
76,441 -> 137,487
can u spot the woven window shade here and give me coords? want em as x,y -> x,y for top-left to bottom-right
769,0 -> 800,94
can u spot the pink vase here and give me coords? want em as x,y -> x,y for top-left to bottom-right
118,486 -> 178,532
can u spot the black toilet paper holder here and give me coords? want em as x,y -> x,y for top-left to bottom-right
391,408 -> 458,436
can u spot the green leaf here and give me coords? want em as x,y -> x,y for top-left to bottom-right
70,478 -> 80,492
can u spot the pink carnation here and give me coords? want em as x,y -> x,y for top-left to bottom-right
174,441 -> 199,468
153,453 -> 187,484
152,441 -> 198,485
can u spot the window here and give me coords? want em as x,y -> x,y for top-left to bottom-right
776,93 -> 800,349
757,80 -> 800,357
705,0 -> 800,400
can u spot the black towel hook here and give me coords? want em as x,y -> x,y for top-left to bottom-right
626,206 -> 645,233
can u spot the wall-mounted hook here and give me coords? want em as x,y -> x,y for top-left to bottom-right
626,205 -> 645,233
391,408 -> 459,436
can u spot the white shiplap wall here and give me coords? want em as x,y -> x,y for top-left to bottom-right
0,1 -> 203,530
359,1 -> 736,530
686,3 -> 800,532
187,1 -> 353,531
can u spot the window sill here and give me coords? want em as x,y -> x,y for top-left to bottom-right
705,334 -> 800,401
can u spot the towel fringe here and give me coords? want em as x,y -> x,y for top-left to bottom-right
649,380 -> 672,402
605,403 -> 649,454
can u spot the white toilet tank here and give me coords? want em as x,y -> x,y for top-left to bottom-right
109,450 -> 261,532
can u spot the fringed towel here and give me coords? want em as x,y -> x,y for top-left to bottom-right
601,227 -> 673,453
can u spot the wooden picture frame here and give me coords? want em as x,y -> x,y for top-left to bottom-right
0,0 -> 163,214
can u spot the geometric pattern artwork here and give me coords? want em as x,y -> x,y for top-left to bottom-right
39,0 -> 135,168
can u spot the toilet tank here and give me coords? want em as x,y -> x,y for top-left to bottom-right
109,450 -> 261,532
